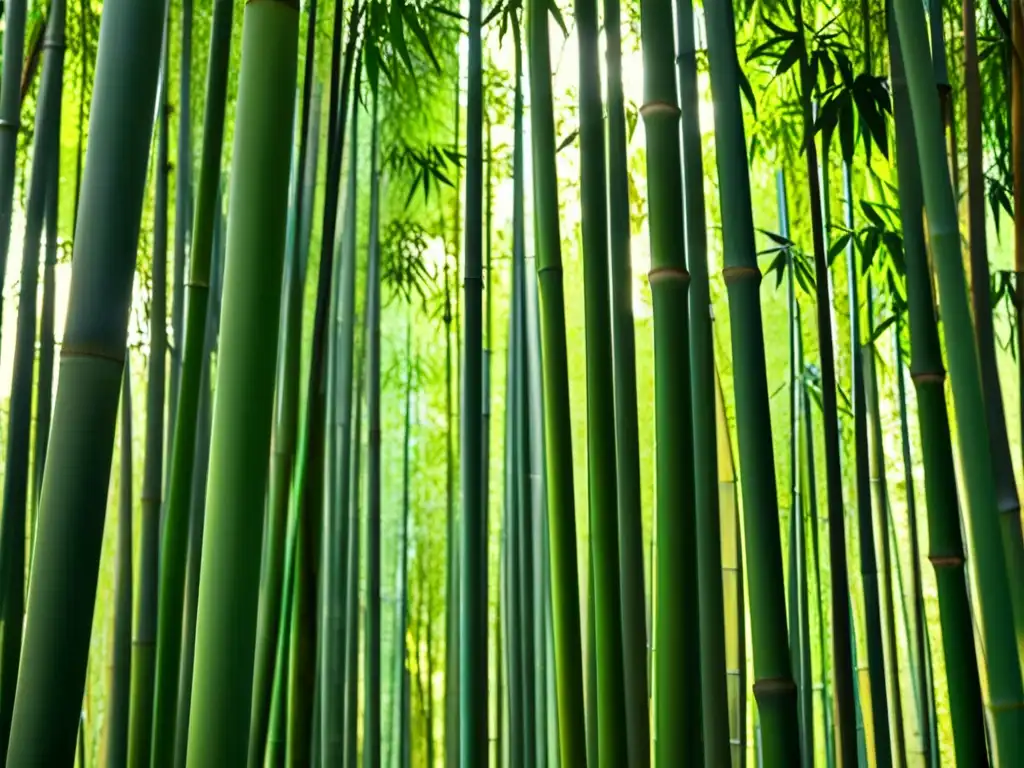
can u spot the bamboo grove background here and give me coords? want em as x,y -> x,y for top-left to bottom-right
0,0 -> 1021,764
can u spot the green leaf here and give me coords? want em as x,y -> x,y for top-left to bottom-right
861,229 -> 881,270
869,314 -> 897,343
747,37 -> 786,62
860,201 -> 886,228
796,255 -> 816,293
839,93 -> 854,164
365,36 -> 381,95
776,38 -> 803,76
828,232 -> 852,264
625,102 -> 639,142
556,128 -> 578,153
390,0 -> 416,75
819,49 -> 835,86
852,75 -> 889,157
763,14 -> 797,40
548,0 -> 568,37
760,228 -> 795,248
738,60 -> 758,117
405,7 -> 441,72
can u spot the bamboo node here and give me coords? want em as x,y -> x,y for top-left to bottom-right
647,266 -> 690,285
722,265 -> 762,285
184,278 -> 210,290
60,343 -> 124,364
989,699 -> 1024,713
0,119 -> 20,133
752,677 -> 797,697
910,370 -> 946,384
928,554 -> 964,568
639,100 -> 680,119
536,264 -> 564,278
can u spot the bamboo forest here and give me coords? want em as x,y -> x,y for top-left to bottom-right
3,0 -> 1024,764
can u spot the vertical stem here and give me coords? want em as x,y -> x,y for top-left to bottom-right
128,14 -> 169,766
185,1 -> 299,760
460,0 -> 487,758
526,0 -> 586,761
703,0 -> 801,761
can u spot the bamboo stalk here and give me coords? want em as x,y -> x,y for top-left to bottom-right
5,0 -> 165,758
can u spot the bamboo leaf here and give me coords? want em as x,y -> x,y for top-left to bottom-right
776,38 -> 803,76
839,93 -> 854,164
405,7 -> 441,72
390,0 -> 416,75
869,314 -> 897,343
548,0 -> 568,37
738,61 -> 758,117
828,232 -> 851,265
556,128 -> 579,152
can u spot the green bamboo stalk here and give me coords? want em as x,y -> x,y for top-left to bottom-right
248,99 -> 304,768
420,551 -> 437,768
71,0 -> 89,240
494,555 -> 503,768
524,147 -> 549,768
503,173 -> 524,768
510,28 -> 537,764
842,163 -> 893,767
1014,0 -> 1024,478
460,0 -> 487,757
0,0 -> 27,332
173,188 -> 225,768
604,0 -> 649,760
799,334 -> 832,768
575,0 -> 629,759
33,170 -> 59,514
892,0 -> 1024,759
542,512 -> 560,768
0,0 -> 66,753
483,111 -> 496,768
483,111 -> 494,586
676,1 -> 729,762
266,470 -> 303,765
343,336 -> 366,768
881,382 -> 924,766
892,318 -> 931,766
150,1 -> 233,760
885,6 -> 988,762
792,2 -> 861,760
585,565 -> 597,768
639,0 -> 702,763
169,0 -> 193,452
331,55 -> 364,768
397,320 -> 414,768
291,0 -> 366,750
322,14 -> 363,766
776,172 -> 813,767
864,290 -> 907,767
107,365 -> 135,768
703,0 -> 801,761
128,20 -> 170,766
962,0 -> 1024,642
284,80 -> 324,768
714,369 -> 745,768
525,0 -> 586,762
287,448 -> 318,766
5,0 -> 166,759
364,86 -> 383,768
185,1 -> 299,761
444,241 -> 459,768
